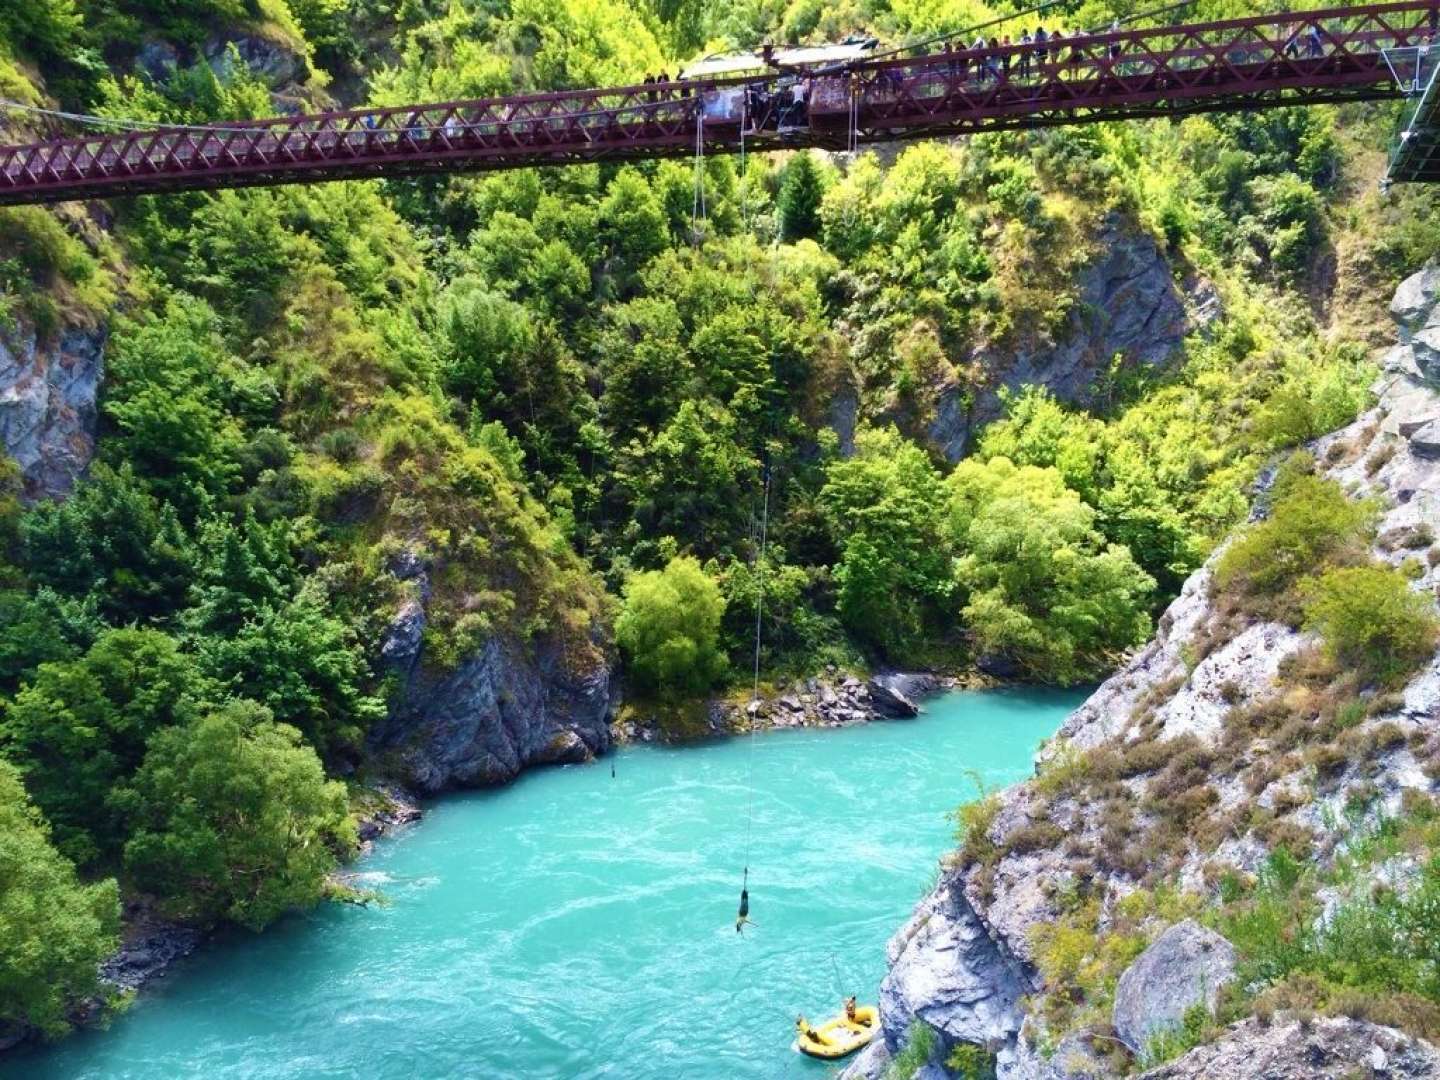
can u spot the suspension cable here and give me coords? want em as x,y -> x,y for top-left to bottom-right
692,106 -> 707,243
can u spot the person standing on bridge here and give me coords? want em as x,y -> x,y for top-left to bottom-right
971,34 -> 988,83
1306,24 -> 1324,59
1000,35 -> 1013,81
1019,30 -> 1032,78
1035,26 -> 1048,73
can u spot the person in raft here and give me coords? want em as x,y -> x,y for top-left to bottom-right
844,996 -> 859,1023
795,1016 -> 826,1045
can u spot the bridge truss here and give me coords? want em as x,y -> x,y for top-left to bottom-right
0,1 -> 1436,205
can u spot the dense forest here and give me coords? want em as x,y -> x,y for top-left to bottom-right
3,0 -> 1440,1051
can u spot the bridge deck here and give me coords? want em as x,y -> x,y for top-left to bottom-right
0,1 -> 1435,205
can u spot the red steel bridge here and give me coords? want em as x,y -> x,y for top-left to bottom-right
0,1 -> 1437,205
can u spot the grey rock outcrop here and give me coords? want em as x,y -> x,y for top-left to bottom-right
373,627 -> 612,794
1138,1017 -> 1440,1079
867,675 -> 921,718
0,324 -> 105,500
204,32 -> 308,88
927,213 -> 1212,461
368,550 -> 613,793
866,868 -> 1034,1066
1112,920 -> 1236,1054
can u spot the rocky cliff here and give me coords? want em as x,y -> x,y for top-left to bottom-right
0,323 -> 105,500
843,265 -> 1440,1079
369,558 -> 614,794
926,213 -> 1218,462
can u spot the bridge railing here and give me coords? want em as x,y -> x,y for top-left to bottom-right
0,1 -> 1435,200
843,1 -> 1437,116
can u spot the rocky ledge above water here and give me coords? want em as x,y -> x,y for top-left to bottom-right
612,671 -> 951,742
842,266 -> 1440,1079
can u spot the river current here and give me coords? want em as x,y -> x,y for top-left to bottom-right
10,686 -> 1085,1080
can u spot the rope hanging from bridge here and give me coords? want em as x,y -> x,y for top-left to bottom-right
692,107 -> 706,244
736,456 -> 770,935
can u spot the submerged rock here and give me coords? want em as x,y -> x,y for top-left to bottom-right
1112,921 -> 1236,1055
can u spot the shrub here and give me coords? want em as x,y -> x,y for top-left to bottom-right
615,555 -> 727,699
1214,476 -> 1374,618
1301,565 -> 1439,686
885,1021 -> 937,1080
0,761 -> 120,1038
951,791 -> 1002,867
946,1043 -> 997,1079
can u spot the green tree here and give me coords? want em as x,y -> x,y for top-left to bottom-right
948,457 -> 1154,683
615,556 -> 727,697
0,760 -> 120,1039
821,427 -> 953,656
1302,565 -> 1439,686
0,628 -> 202,866
18,464 -> 197,625
597,168 -> 668,293
197,581 -> 383,761
101,296 -> 247,516
777,151 -> 826,242
620,401 -> 758,557
121,702 -> 354,930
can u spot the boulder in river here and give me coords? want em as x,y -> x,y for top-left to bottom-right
867,677 -> 920,718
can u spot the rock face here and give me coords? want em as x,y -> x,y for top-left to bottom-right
1138,1017 -> 1440,1080
204,33 -> 308,88
927,213 -> 1213,461
845,264 -> 1440,1080
879,868 -> 1034,1052
1112,920 -> 1237,1054
373,628 -> 613,794
0,324 -> 105,500
368,551 -> 613,794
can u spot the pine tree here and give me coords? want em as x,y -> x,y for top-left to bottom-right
777,151 -> 825,242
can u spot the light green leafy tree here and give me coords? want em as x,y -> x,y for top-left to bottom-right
616,555 -> 727,698
948,457 -> 1154,683
821,427 -> 953,656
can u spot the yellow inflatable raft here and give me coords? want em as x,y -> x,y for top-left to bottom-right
792,1005 -> 878,1060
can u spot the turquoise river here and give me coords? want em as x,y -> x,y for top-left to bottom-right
7,686 -> 1086,1080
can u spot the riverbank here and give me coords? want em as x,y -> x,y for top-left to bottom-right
613,669 -> 1002,743
36,669 -> 967,1051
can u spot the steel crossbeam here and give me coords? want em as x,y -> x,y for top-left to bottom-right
0,1 -> 1434,205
